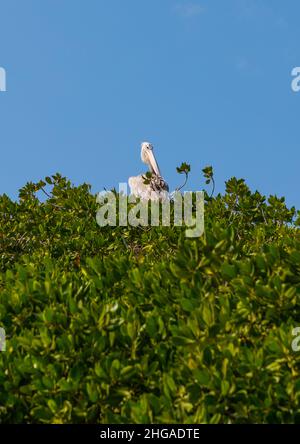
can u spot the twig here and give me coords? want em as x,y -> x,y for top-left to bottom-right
41,187 -> 52,199
176,172 -> 188,192
209,177 -> 215,199
41,187 -> 67,210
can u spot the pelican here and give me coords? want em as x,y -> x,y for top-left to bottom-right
128,142 -> 169,201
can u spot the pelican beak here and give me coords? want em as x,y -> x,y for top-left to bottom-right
147,149 -> 161,177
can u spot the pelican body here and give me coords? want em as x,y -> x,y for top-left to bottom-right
128,142 -> 169,201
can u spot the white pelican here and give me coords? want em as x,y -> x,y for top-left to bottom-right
128,142 -> 169,201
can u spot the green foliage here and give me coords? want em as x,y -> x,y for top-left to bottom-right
176,163 -> 191,175
0,172 -> 300,424
176,163 -> 191,191
142,171 -> 153,185
202,166 -> 213,184
202,166 -> 215,198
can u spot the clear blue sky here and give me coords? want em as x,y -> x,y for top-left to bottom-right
0,0 -> 299,208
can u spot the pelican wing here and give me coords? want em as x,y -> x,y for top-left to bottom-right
129,175 -> 169,201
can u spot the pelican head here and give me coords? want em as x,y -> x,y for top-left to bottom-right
141,142 -> 161,177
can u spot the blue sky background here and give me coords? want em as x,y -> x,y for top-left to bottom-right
0,0 -> 299,208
